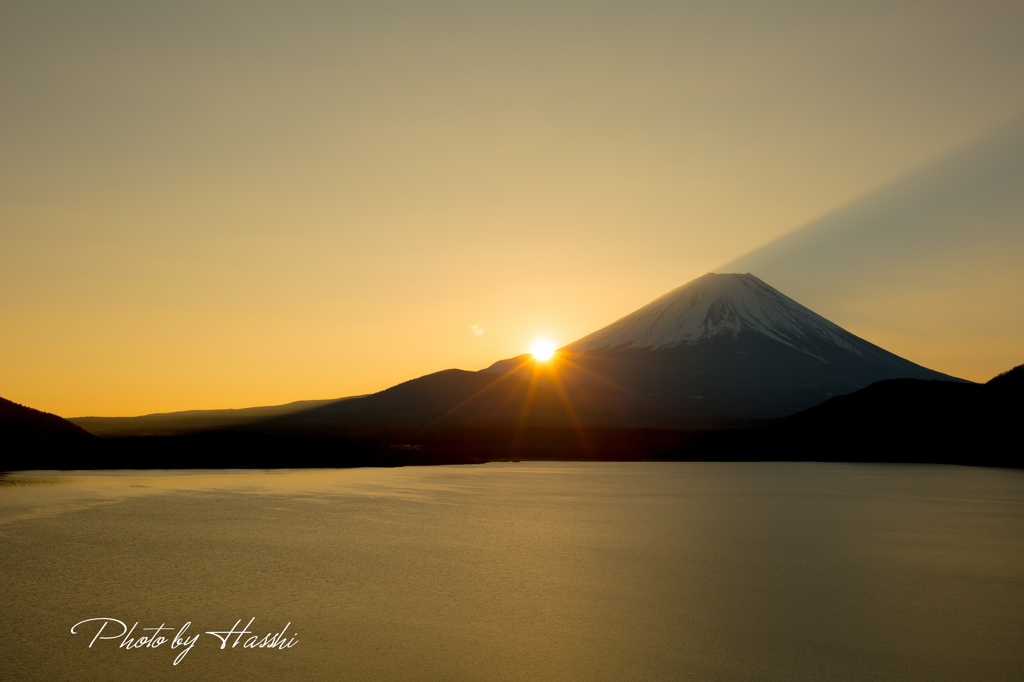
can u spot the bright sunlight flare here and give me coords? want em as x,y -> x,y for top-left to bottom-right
530,339 -> 556,361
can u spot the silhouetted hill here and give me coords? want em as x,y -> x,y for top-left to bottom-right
1,396 -> 99,469
0,397 -> 95,441
235,367 -> 637,434
7,357 -> 1016,471
769,366 -> 1022,467
70,398 -> 340,437
987,363 -> 1024,391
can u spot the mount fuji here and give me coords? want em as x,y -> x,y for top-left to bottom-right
197,272 -> 966,438
567,272 -> 895,355
484,272 -> 964,426
61,273 -> 968,459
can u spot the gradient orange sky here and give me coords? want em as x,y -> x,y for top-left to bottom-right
3,1 -> 1023,417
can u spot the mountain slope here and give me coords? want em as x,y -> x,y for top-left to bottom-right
81,272 -> 968,450
769,363 -> 1022,466
70,398 -> 340,437
720,118 -> 1024,381
490,273 -> 964,425
1,397 -> 96,442
566,273 -> 950,372
244,367 -> 626,434
271,272 -> 963,434
1,396 -> 99,469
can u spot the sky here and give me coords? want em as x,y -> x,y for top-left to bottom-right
2,0 -> 1023,417
725,116 -> 1024,382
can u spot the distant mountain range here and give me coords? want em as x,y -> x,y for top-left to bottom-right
70,398 -> 341,437
3,273 -> 1016,470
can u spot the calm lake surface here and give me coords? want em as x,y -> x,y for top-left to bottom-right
2,462 -> 1023,681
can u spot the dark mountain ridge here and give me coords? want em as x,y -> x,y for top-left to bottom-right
7,274 -> 1009,471
1,397 -> 96,442
1,396 -> 99,470
70,398 -> 340,437
229,273 -> 965,441
766,364 -> 1022,466
4,363 -> 1019,471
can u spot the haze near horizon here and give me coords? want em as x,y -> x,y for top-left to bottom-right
2,0 -> 1022,417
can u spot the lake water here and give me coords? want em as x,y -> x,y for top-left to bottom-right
2,462 -> 1023,681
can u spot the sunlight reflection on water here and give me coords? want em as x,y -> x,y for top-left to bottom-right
2,462 -> 1023,681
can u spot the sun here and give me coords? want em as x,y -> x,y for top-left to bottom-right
529,339 -> 557,361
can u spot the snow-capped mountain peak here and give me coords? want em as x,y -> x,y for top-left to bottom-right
565,273 -> 861,358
